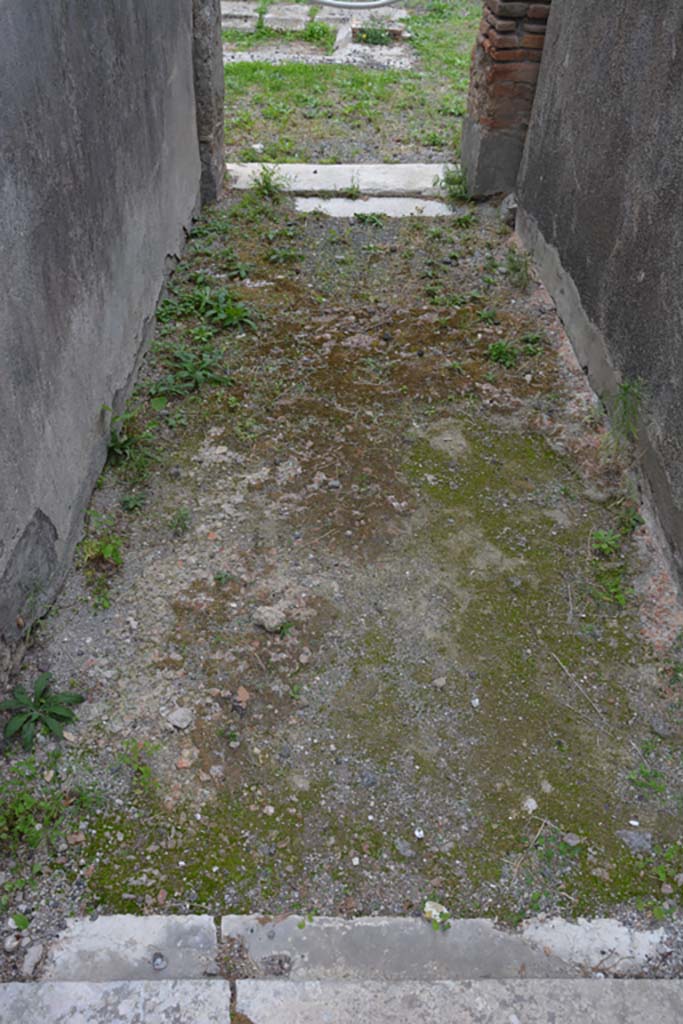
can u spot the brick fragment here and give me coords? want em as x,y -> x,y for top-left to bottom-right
523,20 -> 547,33
484,9 -> 517,32
486,61 -> 540,84
528,3 -> 551,19
520,32 -> 546,48
488,29 -> 523,49
488,0 -> 529,16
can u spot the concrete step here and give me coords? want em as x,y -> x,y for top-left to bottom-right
42,914 -> 218,981
294,195 -> 453,217
225,162 -> 450,197
221,913 -> 667,980
0,979 -> 231,1024
235,978 -> 683,1023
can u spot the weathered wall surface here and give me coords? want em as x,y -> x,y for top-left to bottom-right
0,1 -> 204,676
517,2 -> 683,581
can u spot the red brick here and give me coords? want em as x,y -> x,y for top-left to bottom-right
486,61 -> 539,84
528,3 -> 551,19
523,21 -> 547,33
521,32 -> 546,48
484,43 -> 529,62
484,9 -> 517,32
487,29 -> 523,48
488,0 -> 529,16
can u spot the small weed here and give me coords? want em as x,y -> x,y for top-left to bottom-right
617,503 -> 644,536
628,764 -> 666,794
437,167 -> 469,205
169,508 -> 191,537
158,285 -> 254,330
106,407 -> 158,477
1,674 -> 84,751
0,755 -> 96,851
279,621 -> 295,638
477,309 -> 499,324
505,247 -> 531,290
608,378 -> 644,445
487,341 -> 517,369
151,344 -> 232,399
593,563 -> 632,607
354,212 -> 385,227
120,493 -> 146,514
118,739 -> 159,792
252,164 -> 288,202
301,19 -> 336,51
520,332 -> 545,357
591,529 -> 622,558
79,512 -> 123,569
356,21 -> 392,46
214,571 -> 235,587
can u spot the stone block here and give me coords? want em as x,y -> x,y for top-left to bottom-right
43,915 -> 219,982
461,117 -> 527,197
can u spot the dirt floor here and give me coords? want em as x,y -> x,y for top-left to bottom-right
2,0 -> 683,982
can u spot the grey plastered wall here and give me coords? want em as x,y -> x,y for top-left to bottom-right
517,2 -> 683,582
0,1 -> 202,676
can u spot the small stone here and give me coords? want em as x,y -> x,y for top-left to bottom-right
395,838 -> 415,858
63,730 -> 77,743
3,933 -> 20,954
414,827 -> 425,840
470,697 -> 480,709
433,677 -> 447,689
299,649 -> 311,665
253,605 -> 287,633
500,193 -> 518,228
152,952 -> 168,971
617,829 -> 653,855
157,890 -> 167,906
522,797 -> 538,814
649,714 -> 675,739
21,943 -> 43,977
562,832 -> 582,847
263,805 -> 275,816
424,900 -> 449,923
167,707 -> 193,730
67,832 -> 86,846
351,856 -> 360,866
328,479 -> 342,490
674,873 -> 683,888
661,883 -> 674,895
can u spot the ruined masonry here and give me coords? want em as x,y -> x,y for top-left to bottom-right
462,0 -> 552,196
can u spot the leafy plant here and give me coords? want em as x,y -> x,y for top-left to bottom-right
79,512 -> 123,568
618,503 -> 644,536
520,332 -> 545,357
121,493 -> 146,514
1,674 -> 84,751
505,247 -> 531,290
356,21 -> 393,46
169,508 -> 191,536
608,378 -> 644,445
157,286 -> 254,330
118,739 -> 159,792
252,164 -> 288,202
106,408 -> 158,476
591,528 -> 621,558
594,564 -> 632,607
477,308 -> 499,324
487,340 -> 517,369
628,764 -> 666,794
437,167 -> 469,205
151,344 -> 233,399
354,212 -> 385,227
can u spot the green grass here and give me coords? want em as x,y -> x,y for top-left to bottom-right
223,1 -> 481,163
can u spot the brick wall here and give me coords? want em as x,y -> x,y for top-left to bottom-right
461,1 -> 552,197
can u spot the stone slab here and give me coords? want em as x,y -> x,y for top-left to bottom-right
263,4 -> 309,31
221,915 -> 576,980
221,1 -> 259,29
0,980 -> 231,1024
223,42 -> 415,69
521,916 -> 665,975
43,915 -> 218,982
225,163 -> 450,197
235,979 -> 683,1024
295,196 -> 453,217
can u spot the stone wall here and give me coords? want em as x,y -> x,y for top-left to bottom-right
517,1 -> 683,583
0,1 -> 223,678
461,1 -> 552,197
